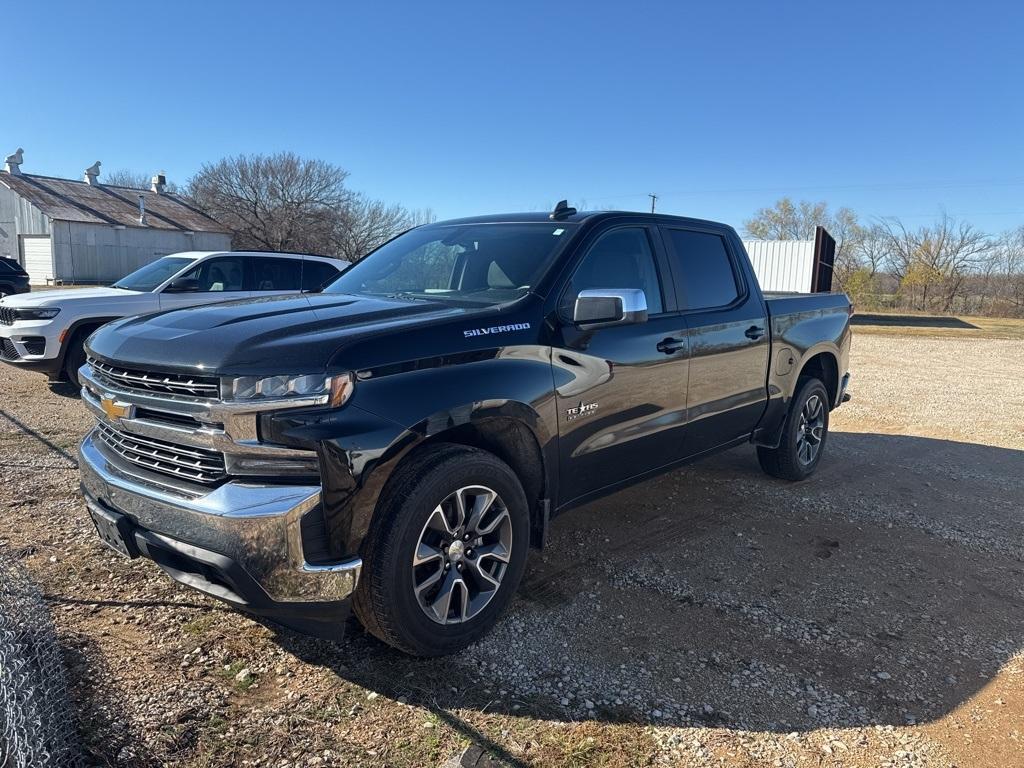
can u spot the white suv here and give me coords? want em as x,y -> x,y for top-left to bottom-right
0,251 -> 348,386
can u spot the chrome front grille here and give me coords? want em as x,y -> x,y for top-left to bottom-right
88,357 -> 220,399
94,422 -> 227,484
0,306 -> 14,325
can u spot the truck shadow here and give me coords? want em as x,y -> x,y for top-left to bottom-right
851,313 -> 980,329
279,431 -> 1024,735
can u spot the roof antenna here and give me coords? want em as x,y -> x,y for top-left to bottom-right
549,199 -> 577,220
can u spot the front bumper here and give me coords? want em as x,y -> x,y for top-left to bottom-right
78,431 -> 362,637
0,320 -> 63,377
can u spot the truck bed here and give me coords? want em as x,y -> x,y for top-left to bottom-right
763,291 -> 851,314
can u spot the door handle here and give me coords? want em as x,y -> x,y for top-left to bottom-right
744,325 -> 765,340
657,337 -> 686,354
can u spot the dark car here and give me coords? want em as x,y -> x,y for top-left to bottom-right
77,204 -> 852,656
0,257 -> 30,298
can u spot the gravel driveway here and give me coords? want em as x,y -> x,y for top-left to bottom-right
0,330 -> 1021,767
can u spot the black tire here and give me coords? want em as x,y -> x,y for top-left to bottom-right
63,332 -> 89,388
352,443 -> 530,656
757,377 -> 831,481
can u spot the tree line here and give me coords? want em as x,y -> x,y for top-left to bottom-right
745,199 -> 1024,317
109,157 -> 1023,317
107,152 -> 434,263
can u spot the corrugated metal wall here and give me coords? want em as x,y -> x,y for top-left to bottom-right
52,223 -> 231,283
742,239 -> 816,293
0,183 -> 50,261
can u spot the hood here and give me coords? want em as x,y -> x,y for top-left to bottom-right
87,292 -> 484,375
1,286 -> 141,307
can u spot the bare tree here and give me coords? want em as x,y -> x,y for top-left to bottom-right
853,224 -> 890,278
744,198 -> 854,240
994,226 -> 1024,312
330,198 -> 435,262
187,152 -> 354,253
876,214 -> 991,311
104,168 -> 180,193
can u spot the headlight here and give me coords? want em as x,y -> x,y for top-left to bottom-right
225,372 -> 354,407
13,307 -> 60,320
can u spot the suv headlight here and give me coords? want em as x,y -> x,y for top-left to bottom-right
224,372 -> 354,407
13,307 -> 60,320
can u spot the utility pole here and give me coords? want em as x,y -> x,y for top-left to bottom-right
648,193 -> 658,213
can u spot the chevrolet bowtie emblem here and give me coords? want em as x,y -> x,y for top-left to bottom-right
100,397 -> 133,421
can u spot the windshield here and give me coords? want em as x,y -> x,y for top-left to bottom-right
111,256 -> 195,292
323,222 -> 576,306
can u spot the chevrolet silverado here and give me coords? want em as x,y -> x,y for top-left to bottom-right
77,205 -> 851,656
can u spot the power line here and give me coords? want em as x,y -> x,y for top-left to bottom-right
584,177 -> 1024,203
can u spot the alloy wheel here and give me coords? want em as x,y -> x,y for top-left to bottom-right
412,485 -> 513,624
795,393 -> 825,465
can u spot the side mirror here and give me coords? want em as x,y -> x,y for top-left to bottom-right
165,277 -> 200,293
573,288 -> 648,330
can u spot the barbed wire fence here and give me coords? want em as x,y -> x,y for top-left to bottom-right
0,550 -> 83,768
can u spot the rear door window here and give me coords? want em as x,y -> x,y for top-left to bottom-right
177,256 -> 247,292
662,229 -> 740,310
250,257 -> 302,291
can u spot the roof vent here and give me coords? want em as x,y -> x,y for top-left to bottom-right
84,161 -> 101,185
549,199 -> 577,220
4,148 -> 23,175
151,173 -> 167,194
138,194 -> 147,226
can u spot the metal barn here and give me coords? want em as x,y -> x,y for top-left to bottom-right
0,151 -> 230,285
743,226 -> 837,294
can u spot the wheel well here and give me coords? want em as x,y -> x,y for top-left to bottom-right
798,352 -> 838,406
60,322 -> 105,378
407,418 -> 547,546
65,320 -> 115,356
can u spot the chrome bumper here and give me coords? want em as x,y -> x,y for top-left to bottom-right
78,431 -> 361,604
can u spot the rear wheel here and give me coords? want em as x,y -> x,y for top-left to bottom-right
352,444 -> 530,656
757,377 -> 830,481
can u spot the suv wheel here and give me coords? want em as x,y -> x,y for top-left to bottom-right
353,444 -> 530,656
63,333 -> 88,389
757,377 -> 831,481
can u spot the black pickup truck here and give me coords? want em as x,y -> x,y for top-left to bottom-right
78,205 -> 851,656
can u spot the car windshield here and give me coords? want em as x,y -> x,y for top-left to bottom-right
323,222 -> 577,306
111,256 -> 196,292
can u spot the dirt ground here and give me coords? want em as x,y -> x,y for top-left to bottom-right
1,327 -> 1022,767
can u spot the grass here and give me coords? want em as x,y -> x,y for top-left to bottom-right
853,312 -> 1024,340
183,612 -> 218,636
218,660 -> 257,691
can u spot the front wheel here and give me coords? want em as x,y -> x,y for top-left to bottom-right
352,444 -> 530,656
757,377 -> 831,481
63,334 -> 88,389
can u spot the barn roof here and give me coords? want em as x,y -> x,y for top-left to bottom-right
0,173 -> 229,234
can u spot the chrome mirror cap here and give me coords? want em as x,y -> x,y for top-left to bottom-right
573,288 -> 648,330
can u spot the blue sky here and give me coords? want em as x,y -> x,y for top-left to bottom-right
5,1 -> 1023,233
